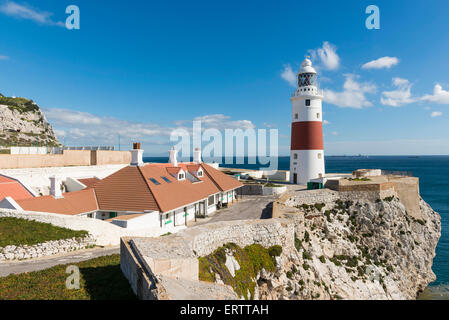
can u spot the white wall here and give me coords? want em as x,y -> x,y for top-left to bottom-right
0,164 -> 126,196
290,150 -> 325,184
10,147 -> 48,155
292,96 -> 322,123
65,177 -> 87,192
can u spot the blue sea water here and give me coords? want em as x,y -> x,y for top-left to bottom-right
143,155 -> 449,287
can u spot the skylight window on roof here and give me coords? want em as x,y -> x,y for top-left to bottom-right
161,176 -> 171,183
149,178 -> 160,185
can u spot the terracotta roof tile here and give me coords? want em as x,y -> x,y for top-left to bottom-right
93,166 -> 160,212
0,175 -> 34,201
200,163 -> 243,192
17,189 -> 98,215
78,177 -> 100,189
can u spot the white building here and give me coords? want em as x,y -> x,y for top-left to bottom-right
1,144 -> 243,231
290,58 -> 325,184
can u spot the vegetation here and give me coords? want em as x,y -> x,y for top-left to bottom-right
0,255 -> 136,300
0,217 -> 88,247
0,95 -> 39,114
198,243 -> 281,299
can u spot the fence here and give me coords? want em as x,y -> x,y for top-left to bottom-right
5,146 -> 115,155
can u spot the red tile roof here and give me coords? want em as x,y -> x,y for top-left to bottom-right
0,175 -> 34,202
11,162 -> 243,216
93,162 -> 243,214
78,177 -> 100,189
92,165 -> 160,212
16,189 -> 98,216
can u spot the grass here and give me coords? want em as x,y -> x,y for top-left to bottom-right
0,217 -> 88,247
198,243 -> 281,300
0,255 -> 136,300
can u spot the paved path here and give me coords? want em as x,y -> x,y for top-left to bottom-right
0,246 -> 119,277
189,195 -> 278,227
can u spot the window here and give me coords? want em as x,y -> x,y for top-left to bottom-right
165,213 -> 169,219
295,113 -> 298,119
318,153 -> 322,159
178,173 -> 185,180
161,176 -> 171,183
149,178 -> 160,185
87,213 -> 93,218
197,171 -> 203,177
293,153 -> 298,160
317,113 -> 320,119
305,99 -> 311,106
208,195 -> 215,205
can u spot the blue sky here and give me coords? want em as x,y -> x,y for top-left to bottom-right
0,0 -> 448,156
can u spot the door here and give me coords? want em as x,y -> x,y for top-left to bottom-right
293,173 -> 297,184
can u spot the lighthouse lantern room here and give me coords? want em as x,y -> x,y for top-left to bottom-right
290,58 -> 325,184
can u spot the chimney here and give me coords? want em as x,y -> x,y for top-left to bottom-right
130,142 -> 144,166
50,176 -> 62,198
168,147 -> 178,167
193,148 -> 202,164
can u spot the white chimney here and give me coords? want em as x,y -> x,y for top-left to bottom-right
193,148 -> 202,164
50,176 -> 62,198
169,147 -> 178,167
131,142 -> 144,166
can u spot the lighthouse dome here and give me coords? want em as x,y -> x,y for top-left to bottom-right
299,58 -> 316,74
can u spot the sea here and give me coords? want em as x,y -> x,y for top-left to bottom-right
143,155 -> 449,296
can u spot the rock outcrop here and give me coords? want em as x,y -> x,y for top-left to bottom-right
0,93 -> 60,147
121,189 -> 441,300
251,195 -> 441,300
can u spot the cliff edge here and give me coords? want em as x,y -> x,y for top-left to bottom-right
0,93 -> 60,147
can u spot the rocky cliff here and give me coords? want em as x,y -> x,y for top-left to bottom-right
0,93 -> 60,147
196,195 -> 440,300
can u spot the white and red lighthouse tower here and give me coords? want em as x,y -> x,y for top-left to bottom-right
290,58 -> 325,184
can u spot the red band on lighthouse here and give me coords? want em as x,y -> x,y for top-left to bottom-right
290,121 -> 324,150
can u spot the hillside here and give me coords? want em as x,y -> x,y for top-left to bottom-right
0,93 -> 60,147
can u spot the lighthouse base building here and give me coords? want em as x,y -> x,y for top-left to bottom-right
290,58 -> 325,185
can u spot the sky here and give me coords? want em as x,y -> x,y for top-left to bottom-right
0,0 -> 449,156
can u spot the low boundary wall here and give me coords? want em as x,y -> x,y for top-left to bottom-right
0,150 -> 131,169
121,219 -> 295,299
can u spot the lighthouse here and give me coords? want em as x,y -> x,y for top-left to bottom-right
290,58 -> 325,184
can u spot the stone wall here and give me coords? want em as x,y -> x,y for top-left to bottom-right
0,235 -> 95,261
284,188 -> 397,208
0,209 -> 184,246
121,219 -> 295,299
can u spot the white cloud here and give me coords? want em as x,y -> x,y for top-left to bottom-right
0,55 -> 9,60
323,120 -> 331,125
281,64 -> 296,87
192,114 -> 255,130
310,41 -> 340,71
421,84 -> 449,104
0,1 -> 64,26
330,131 -> 338,136
323,74 -> 376,109
381,77 -> 415,107
431,111 -> 442,118
362,56 -> 399,70
43,109 -> 256,151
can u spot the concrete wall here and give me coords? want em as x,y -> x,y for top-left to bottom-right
0,150 -> 131,169
65,177 -> 87,192
263,170 -> 290,182
91,150 -> 131,165
120,219 -> 295,299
